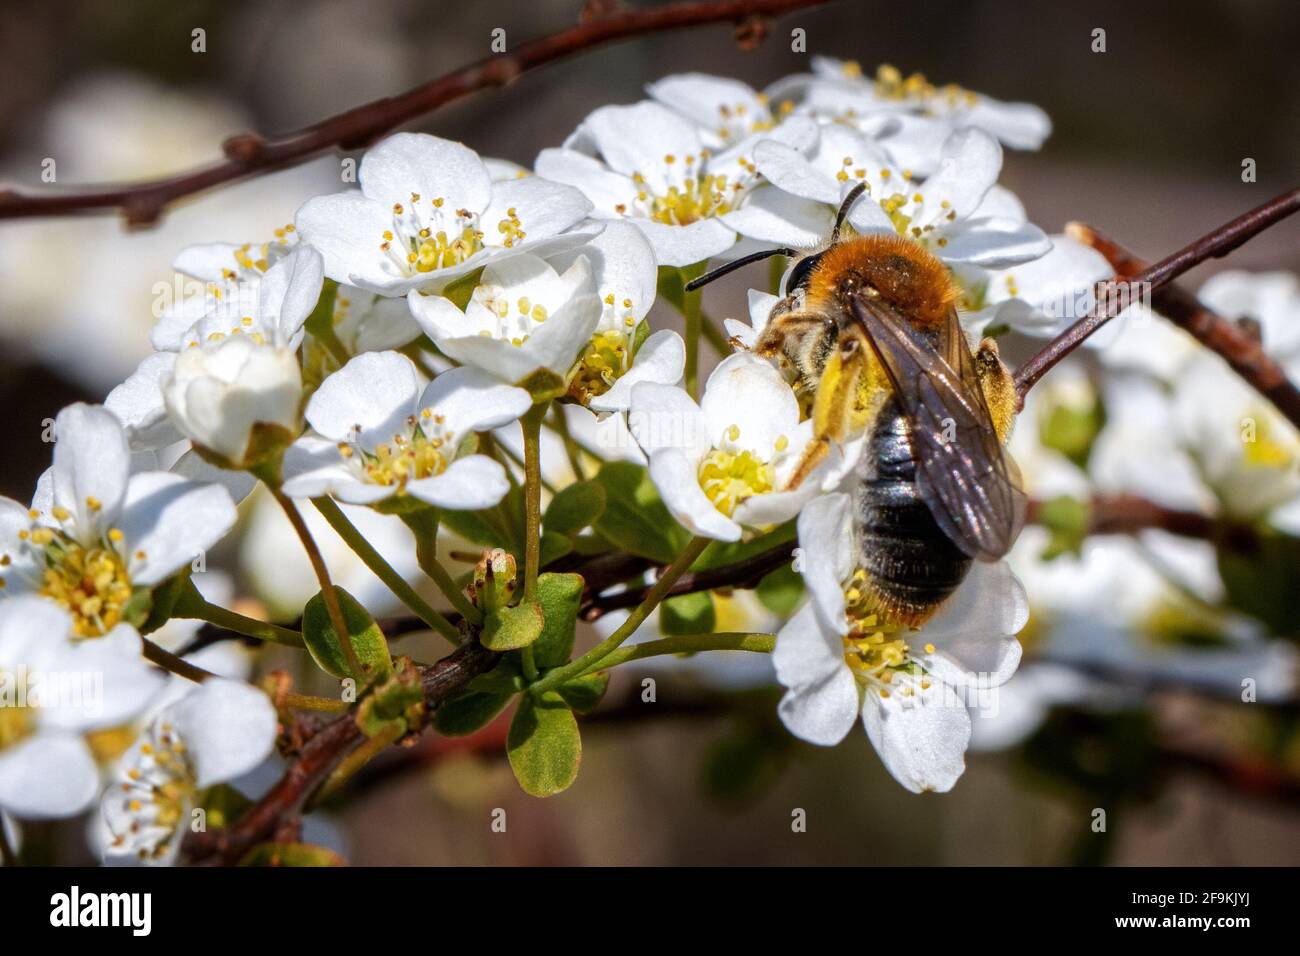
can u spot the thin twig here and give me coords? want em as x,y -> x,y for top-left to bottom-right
0,0 -> 828,226
1013,188 -> 1300,403
1068,221 -> 1300,430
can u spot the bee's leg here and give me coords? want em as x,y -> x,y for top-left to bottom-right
753,310 -> 829,359
784,334 -> 866,491
973,337 -> 1017,442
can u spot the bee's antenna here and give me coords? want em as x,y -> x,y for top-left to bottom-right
833,182 -> 869,240
684,247 -> 799,292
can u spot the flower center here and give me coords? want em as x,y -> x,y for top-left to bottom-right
473,288 -> 550,346
621,155 -> 745,226
697,441 -> 774,516
12,513 -> 135,638
108,721 -> 198,862
568,329 -> 631,403
871,64 -> 978,110
340,411 -> 454,490
1242,409 -> 1293,469
841,572 -> 928,699
377,194 -> 525,276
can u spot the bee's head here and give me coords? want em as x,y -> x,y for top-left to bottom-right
808,233 -> 959,329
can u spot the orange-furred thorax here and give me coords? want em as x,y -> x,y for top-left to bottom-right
807,234 -> 958,329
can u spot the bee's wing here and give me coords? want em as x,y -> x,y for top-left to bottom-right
850,293 -> 1027,560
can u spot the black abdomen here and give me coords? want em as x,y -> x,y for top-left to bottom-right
856,399 -> 972,625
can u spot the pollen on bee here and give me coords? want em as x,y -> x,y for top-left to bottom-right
807,232 -> 959,329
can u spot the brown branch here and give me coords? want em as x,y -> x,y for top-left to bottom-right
0,0 -> 829,227
1029,494 -> 1262,553
182,640 -> 498,866
1067,222 -> 1300,431
1013,187 -> 1300,404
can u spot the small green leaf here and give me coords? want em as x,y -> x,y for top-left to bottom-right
539,530 -> 572,567
593,461 -> 687,563
302,587 -> 393,682
557,671 -> 608,714
239,842 -> 346,867
1036,496 -> 1089,560
544,481 -> 607,537
508,690 -> 581,797
661,591 -> 715,635
434,691 -> 514,737
439,507 -> 516,554
200,783 -> 252,829
533,572 -> 584,667
756,562 -> 805,616
482,600 -> 544,651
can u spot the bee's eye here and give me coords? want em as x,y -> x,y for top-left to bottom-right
784,252 -> 823,295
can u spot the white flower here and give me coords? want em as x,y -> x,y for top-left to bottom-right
296,132 -> 593,295
281,351 -> 529,510
1198,271 -> 1300,373
163,336 -> 305,469
774,493 -> 1027,792
771,59 -> 1051,155
0,404 -> 237,638
627,352 -> 833,541
408,253 -> 603,386
536,100 -> 821,265
111,244 -> 325,472
755,124 -> 1050,268
103,678 -> 277,864
646,73 -> 787,149
957,230 -> 1114,337
0,597 -> 163,820
1172,352 -> 1300,518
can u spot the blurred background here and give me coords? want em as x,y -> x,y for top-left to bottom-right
2,0 -> 1299,864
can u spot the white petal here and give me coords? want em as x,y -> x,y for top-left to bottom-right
52,403 -> 130,542
796,492 -> 854,629
294,191 -> 398,290
120,472 -> 237,586
580,102 -> 703,194
919,127 -> 1001,222
533,148 -> 638,215
719,186 -> 833,249
481,176 -> 593,247
701,352 -> 800,457
419,366 -> 534,433
0,732 -> 99,819
634,218 -> 737,268
775,607 -> 859,746
172,679 -> 278,788
171,448 -> 258,503
306,351 -> 422,443
406,455 -> 510,510
862,680 -> 972,793
939,218 -> 1052,268
647,448 -> 741,541
753,140 -> 839,205
359,132 -> 491,216
105,354 -> 180,451
627,382 -> 710,460
548,219 -> 658,324
257,245 -> 325,346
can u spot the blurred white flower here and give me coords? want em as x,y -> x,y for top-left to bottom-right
103,678 -> 277,864
282,351 -> 529,510
774,493 -> 1027,792
296,133 -> 593,295
770,59 -> 1051,156
628,353 -> 825,542
0,404 -> 236,637
1199,270 -> 1300,373
0,597 -> 163,820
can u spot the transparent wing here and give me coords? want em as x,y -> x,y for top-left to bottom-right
850,293 -> 1027,560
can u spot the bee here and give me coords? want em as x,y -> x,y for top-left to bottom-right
687,183 -> 1026,627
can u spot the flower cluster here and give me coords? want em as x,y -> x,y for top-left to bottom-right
3,58 -> 1295,866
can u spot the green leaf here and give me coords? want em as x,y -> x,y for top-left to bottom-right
539,530 -> 572,567
239,842 -> 346,867
482,600 -> 544,651
756,562 -> 805,616
434,690 -> 514,737
439,507 -> 516,554
1036,496 -> 1089,560
507,691 -> 581,797
533,572 -> 584,668
200,783 -> 252,829
557,671 -> 608,714
544,480 -> 607,537
1218,528 -> 1300,638
302,587 -> 393,682
302,278 -> 338,340
592,461 -> 687,563
661,591 -> 715,635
